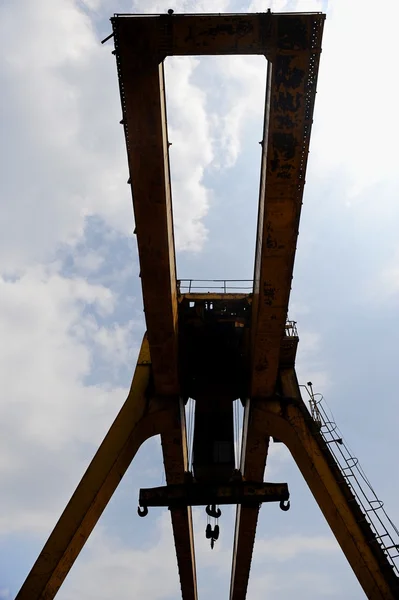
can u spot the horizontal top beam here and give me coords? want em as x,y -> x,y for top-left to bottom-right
112,12 -> 324,58
114,12 -> 323,16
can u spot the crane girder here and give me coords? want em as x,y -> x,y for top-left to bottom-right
231,13 -> 324,599
251,16 -> 324,398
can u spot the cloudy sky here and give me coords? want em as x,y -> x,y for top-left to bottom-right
1,0 -> 399,598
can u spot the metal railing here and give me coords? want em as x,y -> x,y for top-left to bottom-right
285,320 -> 298,337
302,383 -> 399,576
177,279 -> 253,294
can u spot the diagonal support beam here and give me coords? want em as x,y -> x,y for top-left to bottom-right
16,337 -> 180,600
251,368 -> 399,600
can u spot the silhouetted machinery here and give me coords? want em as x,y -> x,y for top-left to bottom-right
16,10 -> 399,600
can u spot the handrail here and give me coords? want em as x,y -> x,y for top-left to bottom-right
177,279 -> 253,293
301,383 -> 399,575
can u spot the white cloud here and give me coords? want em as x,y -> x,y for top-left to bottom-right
264,441 -> 292,478
4,2 -> 399,599
0,266 -> 132,535
57,512 -> 341,600
311,0 -> 399,196
131,0 -> 231,13
249,0 -> 324,13
59,518 -> 180,600
0,0 -> 133,270
371,244 -> 399,303
90,318 -> 140,370
166,56 -> 213,250
254,534 -> 337,562
73,250 -> 105,273
381,261 -> 399,295
0,0 -> 241,271
206,55 -> 266,169
247,534 -> 340,598
295,329 -> 331,392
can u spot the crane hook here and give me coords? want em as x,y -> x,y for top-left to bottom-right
205,523 -> 220,549
137,505 -> 149,517
279,499 -> 290,512
206,504 -> 222,518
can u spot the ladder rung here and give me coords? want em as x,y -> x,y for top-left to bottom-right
373,533 -> 390,540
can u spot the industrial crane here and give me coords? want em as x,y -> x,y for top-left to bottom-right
16,10 -> 399,600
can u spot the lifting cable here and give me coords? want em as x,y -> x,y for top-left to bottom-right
234,399 -> 241,469
186,398 -> 195,471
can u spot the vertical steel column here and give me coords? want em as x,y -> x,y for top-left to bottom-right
161,400 -> 197,600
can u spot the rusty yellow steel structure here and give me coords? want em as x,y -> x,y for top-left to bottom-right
15,10 -> 399,600
112,12 -> 327,599
230,13 -> 324,599
272,370 -> 399,599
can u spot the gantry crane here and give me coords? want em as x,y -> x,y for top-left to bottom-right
16,10 -> 399,600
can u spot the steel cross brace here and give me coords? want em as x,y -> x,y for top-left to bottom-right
15,335 -> 197,600
138,481 -> 290,511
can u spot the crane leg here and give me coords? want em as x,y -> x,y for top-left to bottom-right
161,401 -> 198,600
230,400 -> 270,600
248,368 -> 399,600
15,335 -> 182,600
